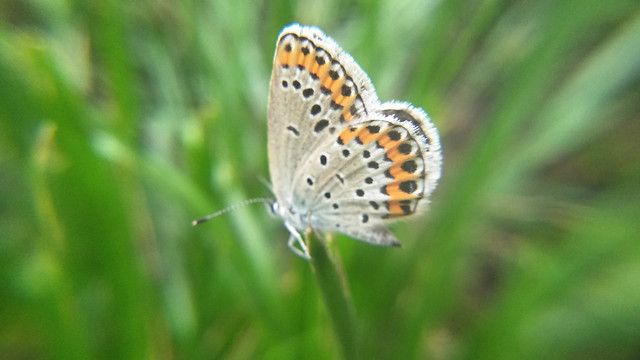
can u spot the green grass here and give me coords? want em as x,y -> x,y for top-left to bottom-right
2,0 -> 640,359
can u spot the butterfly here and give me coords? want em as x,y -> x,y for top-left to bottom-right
265,24 -> 442,259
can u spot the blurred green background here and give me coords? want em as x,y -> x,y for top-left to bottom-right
2,0 -> 640,359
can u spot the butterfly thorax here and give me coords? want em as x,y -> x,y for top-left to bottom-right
270,199 -> 319,234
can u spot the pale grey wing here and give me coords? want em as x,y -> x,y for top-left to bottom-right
267,24 -> 378,205
288,103 -> 442,246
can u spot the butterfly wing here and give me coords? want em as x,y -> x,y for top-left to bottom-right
292,102 -> 442,246
267,24 -> 377,208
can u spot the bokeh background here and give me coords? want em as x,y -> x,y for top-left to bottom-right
2,0 -> 640,359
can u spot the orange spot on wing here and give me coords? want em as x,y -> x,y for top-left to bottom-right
388,162 -> 418,181
330,77 -> 345,98
303,50 -> 315,70
314,62 -> 330,81
335,94 -> 355,110
321,76 -> 334,91
385,200 -> 418,217
338,127 -> 361,145
283,44 -> 298,68
278,47 -> 290,66
296,51 -> 306,68
387,201 -> 403,215
386,200 -> 413,215
357,127 -> 382,144
342,108 -> 354,122
386,147 -> 412,163
384,182 -> 420,200
309,63 -> 318,74
378,134 -> 401,150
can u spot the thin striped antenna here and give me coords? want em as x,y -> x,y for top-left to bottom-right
191,198 -> 273,226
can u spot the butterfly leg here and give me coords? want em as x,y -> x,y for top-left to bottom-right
285,222 -> 311,260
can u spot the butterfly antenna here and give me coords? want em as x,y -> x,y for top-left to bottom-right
192,197 -> 273,226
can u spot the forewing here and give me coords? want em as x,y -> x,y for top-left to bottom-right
267,24 -> 378,204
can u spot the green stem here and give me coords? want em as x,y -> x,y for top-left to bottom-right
307,230 -> 360,360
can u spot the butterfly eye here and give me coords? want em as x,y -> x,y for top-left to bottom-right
269,202 -> 279,214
